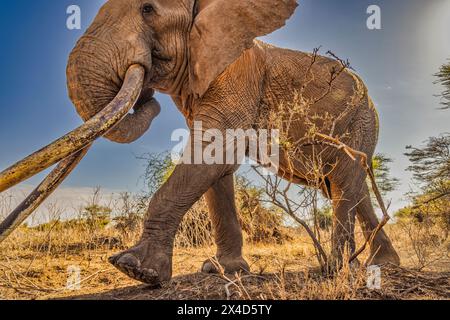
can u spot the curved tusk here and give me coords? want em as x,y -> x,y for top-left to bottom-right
0,64 -> 145,193
0,146 -> 90,244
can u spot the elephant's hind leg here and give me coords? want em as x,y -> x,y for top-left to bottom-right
330,180 -> 358,267
202,174 -> 250,274
356,182 -> 400,266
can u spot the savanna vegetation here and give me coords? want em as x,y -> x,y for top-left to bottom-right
0,147 -> 448,300
0,61 -> 448,300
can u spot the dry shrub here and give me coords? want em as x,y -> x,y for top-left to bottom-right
138,152 -> 289,248
397,216 -> 449,271
173,182 -> 290,249
210,260 -> 449,300
1,212 -> 449,300
236,177 -> 289,244
110,190 -> 215,249
112,192 -> 145,245
396,195 -> 450,241
175,198 -> 213,248
253,49 -> 397,271
264,260 -> 367,300
0,186 -> 447,301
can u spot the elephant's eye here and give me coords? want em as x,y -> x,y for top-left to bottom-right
142,3 -> 154,15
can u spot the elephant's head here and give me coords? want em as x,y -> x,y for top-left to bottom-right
66,0 -> 298,142
0,0 -> 297,242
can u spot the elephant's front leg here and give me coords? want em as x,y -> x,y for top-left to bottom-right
109,161 -> 237,285
201,174 -> 250,274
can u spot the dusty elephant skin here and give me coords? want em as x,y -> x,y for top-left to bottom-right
3,0 -> 400,286
66,0 -> 400,285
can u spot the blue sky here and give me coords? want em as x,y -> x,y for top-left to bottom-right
0,0 -> 449,212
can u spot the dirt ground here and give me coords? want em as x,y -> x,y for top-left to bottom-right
0,225 -> 448,300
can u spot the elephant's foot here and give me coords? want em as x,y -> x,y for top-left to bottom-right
109,240 -> 172,286
369,243 -> 401,266
201,256 -> 250,274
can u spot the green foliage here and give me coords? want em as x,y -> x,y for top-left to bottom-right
397,134 -> 450,235
33,188 -> 113,233
372,154 -> 399,195
405,134 -> 450,188
236,176 -> 288,244
33,218 -> 88,232
395,183 -> 449,234
395,64 -> 450,236
82,204 -> 112,229
435,61 -> 450,110
367,154 -> 399,208
315,205 -> 333,231
138,153 -> 288,246
138,152 -> 175,196
396,206 -> 425,223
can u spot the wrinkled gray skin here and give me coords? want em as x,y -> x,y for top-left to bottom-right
67,0 -> 400,285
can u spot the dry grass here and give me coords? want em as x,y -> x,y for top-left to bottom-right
0,220 -> 448,300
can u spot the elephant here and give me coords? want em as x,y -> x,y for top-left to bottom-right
0,0 -> 401,286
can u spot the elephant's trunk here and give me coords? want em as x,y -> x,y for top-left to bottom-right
0,65 -> 146,243
0,65 -> 145,194
67,37 -> 160,144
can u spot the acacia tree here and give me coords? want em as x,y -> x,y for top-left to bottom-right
404,60 -> 450,204
82,187 -> 112,231
403,134 -> 450,232
435,61 -> 450,110
138,152 -> 175,198
372,154 -> 399,196
394,61 -> 450,249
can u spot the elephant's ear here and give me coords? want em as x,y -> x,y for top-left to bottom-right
189,0 -> 298,97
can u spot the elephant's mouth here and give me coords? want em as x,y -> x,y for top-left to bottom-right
0,64 -> 149,244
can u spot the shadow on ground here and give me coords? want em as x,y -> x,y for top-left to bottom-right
63,265 -> 450,300
64,272 -> 251,300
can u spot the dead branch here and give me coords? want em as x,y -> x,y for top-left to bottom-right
253,167 -> 329,270
312,132 -> 391,264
